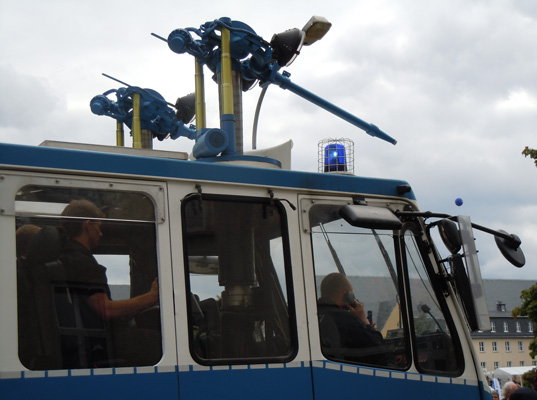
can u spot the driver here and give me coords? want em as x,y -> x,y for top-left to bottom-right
317,272 -> 385,364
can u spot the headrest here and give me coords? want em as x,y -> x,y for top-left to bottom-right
25,226 -> 66,266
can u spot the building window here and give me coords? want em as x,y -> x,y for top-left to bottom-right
530,322 -> 534,333
479,342 -> 485,352
491,321 -> 496,332
533,361 -> 537,366
481,361 -> 486,369
516,321 -> 521,332
492,342 -> 498,352
507,361 -> 512,367
520,361 -> 525,366
505,341 -> 511,352
494,361 -> 499,369
504,322 -> 509,333
519,341 -> 524,352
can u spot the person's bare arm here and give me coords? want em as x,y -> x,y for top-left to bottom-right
86,278 -> 159,320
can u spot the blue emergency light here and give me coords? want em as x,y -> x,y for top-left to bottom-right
324,143 -> 347,172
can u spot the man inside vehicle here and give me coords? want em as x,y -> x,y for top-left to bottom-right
317,272 -> 386,364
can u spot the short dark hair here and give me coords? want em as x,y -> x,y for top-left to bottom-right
61,199 -> 105,239
320,272 -> 349,300
15,224 -> 41,258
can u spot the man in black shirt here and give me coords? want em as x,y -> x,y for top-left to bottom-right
59,199 -> 159,320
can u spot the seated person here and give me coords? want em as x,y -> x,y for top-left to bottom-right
318,272 -> 385,365
59,199 -> 159,320
57,199 -> 160,367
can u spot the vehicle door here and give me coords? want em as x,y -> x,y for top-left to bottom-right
167,182 -> 313,399
299,196 -> 484,399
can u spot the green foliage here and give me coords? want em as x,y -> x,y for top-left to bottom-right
522,147 -> 537,167
521,368 -> 536,389
512,283 -> 537,358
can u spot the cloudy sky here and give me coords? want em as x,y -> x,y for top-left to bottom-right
1,0 -> 536,280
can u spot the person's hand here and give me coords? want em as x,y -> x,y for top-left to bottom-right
149,277 -> 159,304
346,300 -> 370,325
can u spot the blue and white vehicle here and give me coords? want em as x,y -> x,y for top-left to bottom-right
0,17 -> 525,400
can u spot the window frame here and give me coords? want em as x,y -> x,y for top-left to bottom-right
307,202 -> 412,371
14,181 -> 165,370
180,193 -> 298,366
401,222 -> 465,377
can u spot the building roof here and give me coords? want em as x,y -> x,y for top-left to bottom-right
483,279 -> 535,316
473,279 -> 535,338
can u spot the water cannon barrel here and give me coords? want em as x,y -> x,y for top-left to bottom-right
268,69 -> 397,145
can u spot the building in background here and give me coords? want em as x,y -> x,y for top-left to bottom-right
471,280 -> 536,376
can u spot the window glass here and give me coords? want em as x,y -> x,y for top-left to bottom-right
182,195 -> 296,364
403,225 -> 462,375
309,204 -> 409,369
15,186 -> 162,370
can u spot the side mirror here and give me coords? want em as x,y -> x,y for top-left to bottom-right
495,230 -> 525,268
438,219 -> 461,254
339,205 -> 402,230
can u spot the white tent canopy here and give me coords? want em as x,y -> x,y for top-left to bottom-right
493,366 -> 536,381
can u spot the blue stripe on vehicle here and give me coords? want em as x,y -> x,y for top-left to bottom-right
0,143 -> 415,200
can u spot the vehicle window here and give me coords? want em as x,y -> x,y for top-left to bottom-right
15,186 -> 162,370
403,224 -> 463,375
182,195 -> 296,365
309,204 -> 409,369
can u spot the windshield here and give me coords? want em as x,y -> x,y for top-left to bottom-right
310,204 -> 408,369
309,203 -> 463,375
403,224 -> 462,374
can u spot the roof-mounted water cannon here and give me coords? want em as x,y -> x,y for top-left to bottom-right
152,16 -> 396,160
89,75 -> 230,157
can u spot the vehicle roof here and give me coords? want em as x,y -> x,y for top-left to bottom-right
0,142 -> 415,200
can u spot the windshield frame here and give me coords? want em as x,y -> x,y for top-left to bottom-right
400,221 -> 465,376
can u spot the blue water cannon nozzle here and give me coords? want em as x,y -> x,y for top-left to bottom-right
167,29 -> 191,54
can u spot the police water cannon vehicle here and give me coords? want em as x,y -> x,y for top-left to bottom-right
0,16 -> 525,400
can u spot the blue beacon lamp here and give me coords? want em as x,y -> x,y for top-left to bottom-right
324,143 -> 347,172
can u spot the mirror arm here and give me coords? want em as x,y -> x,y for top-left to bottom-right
395,211 -> 521,249
470,222 -> 520,248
